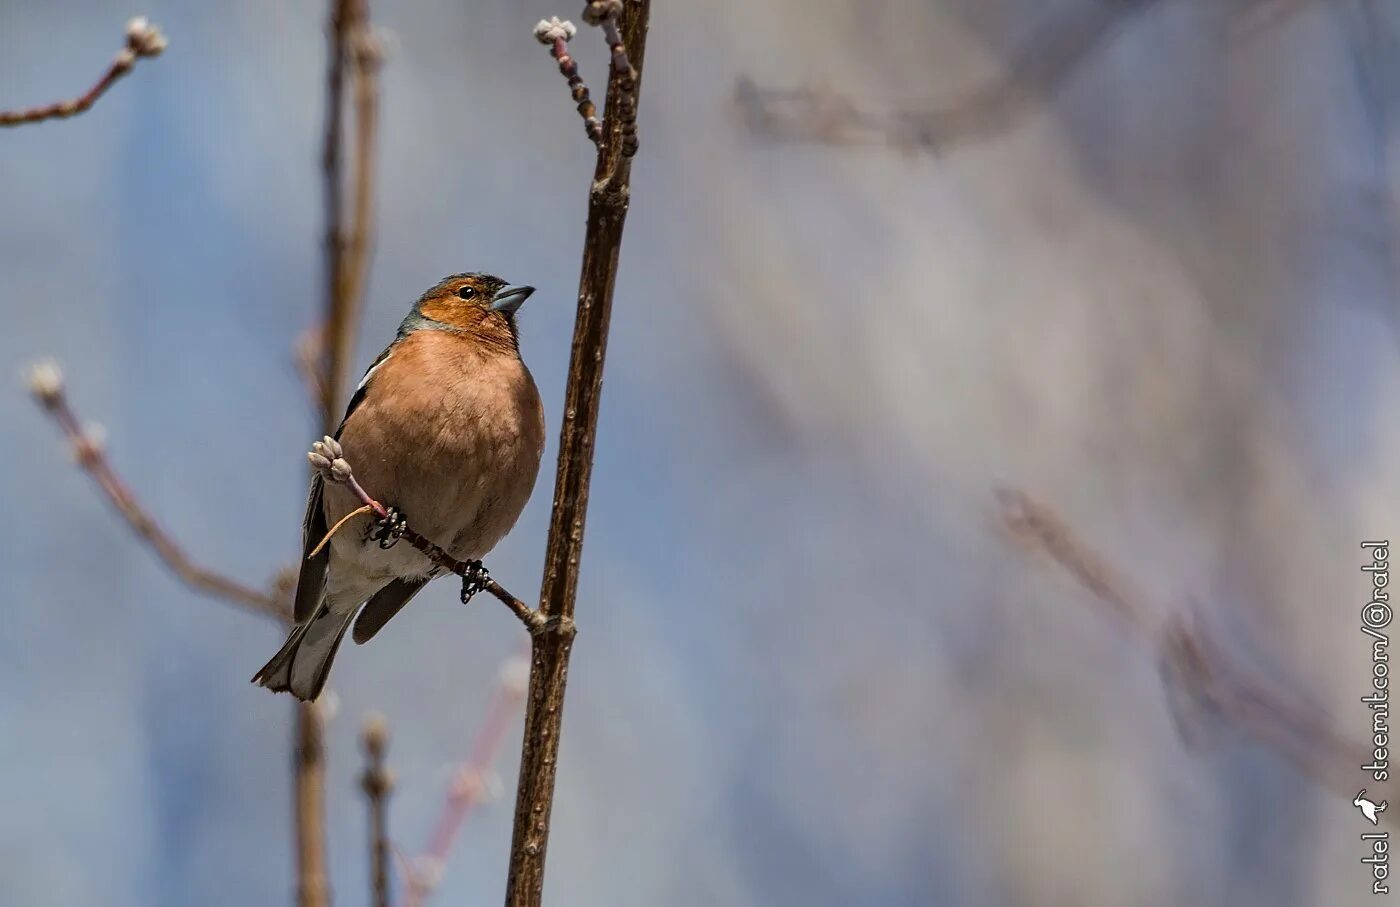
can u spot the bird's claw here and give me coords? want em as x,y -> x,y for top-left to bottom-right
460,561 -> 489,603
371,507 -> 406,549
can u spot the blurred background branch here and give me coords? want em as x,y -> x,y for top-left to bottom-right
732,0 -> 1345,153
401,649 -> 528,907
361,714 -> 395,907
0,17 -> 166,127
26,361 -> 291,621
996,488 -> 1391,825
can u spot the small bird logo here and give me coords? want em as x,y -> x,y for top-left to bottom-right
1356,790 -> 1388,825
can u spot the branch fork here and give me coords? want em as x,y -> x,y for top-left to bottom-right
534,2 -> 639,154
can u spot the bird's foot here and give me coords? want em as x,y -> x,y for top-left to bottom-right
460,561 -> 490,603
371,507 -> 407,549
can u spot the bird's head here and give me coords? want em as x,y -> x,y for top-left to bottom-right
414,273 -> 535,352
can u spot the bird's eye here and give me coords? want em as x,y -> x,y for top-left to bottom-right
456,285 -> 477,300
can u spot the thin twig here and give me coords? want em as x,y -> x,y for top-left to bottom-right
308,440 -> 541,630
26,361 -> 289,622
504,3 -> 652,904
320,0 -> 351,431
362,713 -> 395,907
0,18 -> 167,128
583,0 -> 639,156
400,650 -> 530,907
534,18 -> 602,145
309,503 -> 375,557
339,9 -> 383,375
995,487 -> 1392,824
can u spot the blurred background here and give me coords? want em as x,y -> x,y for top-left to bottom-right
2,0 -> 1397,904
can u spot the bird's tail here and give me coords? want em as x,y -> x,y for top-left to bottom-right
251,602 -> 356,702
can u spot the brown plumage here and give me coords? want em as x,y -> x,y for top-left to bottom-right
253,274 -> 546,701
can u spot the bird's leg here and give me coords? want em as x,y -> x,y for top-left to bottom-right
459,561 -> 490,603
371,506 -> 407,549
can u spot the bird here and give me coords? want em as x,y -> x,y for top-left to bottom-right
253,273 -> 546,701
1356,790 -> 1389,825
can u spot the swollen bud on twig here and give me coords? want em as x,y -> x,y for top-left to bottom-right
309,436 -> 352,483
330,458 -> 353,483
362,710 -> 389,750
124,17 -> 168,58
25,359 -> 65,408
533,17 -> 577,43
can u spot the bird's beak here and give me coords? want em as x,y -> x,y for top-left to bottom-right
490,285 -> 535,315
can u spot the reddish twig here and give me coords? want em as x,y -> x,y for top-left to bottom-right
26,361 -> 289,621
0,18 -> 167,128
996,487 -> 1391,823
534,18 -> 601,145
400,649 -> 530,907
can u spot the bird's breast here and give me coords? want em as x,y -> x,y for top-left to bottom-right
326,332 -> 545,574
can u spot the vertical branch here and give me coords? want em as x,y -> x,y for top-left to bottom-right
319,0 -> 379,431
362,714 -> 395,907
339,3 -> 383,384
319,0 -> 350,427
295,705 -> 330,907
504,2 -> 651,905
298,2 -> 381,905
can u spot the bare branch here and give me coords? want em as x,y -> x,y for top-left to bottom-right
0,18 -> 167,128
362,713 -> 395,907
26,360 -> 290,622
505,2 -> 652,903
995,487 -> 1391,824
340,13 -> 383,376
535,18 -> 602,145
400,651 -> 530,907
534,3 -> 640,153
320,0 -> 381,434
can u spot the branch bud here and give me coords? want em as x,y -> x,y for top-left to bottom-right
534,17 -> 577,44
25,359 -> 65,408
125,17 -> 168,57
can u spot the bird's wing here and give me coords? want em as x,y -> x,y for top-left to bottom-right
292,342 -> 398,623
293,475 -> 330,622
352,576 -> 429,644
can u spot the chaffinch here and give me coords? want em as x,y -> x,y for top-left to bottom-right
253,273 -> 546,701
